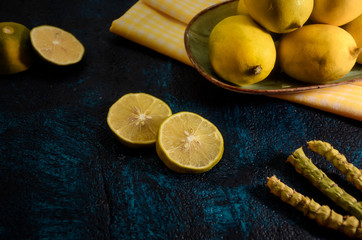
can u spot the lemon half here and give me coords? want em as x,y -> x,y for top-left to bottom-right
156,112 -> 224,173
30,25 -> 84,65
107,93 -> 172,147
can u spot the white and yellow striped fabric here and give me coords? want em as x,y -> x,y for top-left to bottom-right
110,0 -> 362,121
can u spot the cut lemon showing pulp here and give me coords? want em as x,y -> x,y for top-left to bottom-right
107,93 -> 172,147
156,112 -> 224,173
30,25 -> 84,65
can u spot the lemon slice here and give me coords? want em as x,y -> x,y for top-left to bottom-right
107,93 -> 172,147
30,25 -> 84,65
156,112 -> 224,173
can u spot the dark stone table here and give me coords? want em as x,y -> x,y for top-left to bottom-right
1,0 -> 361,239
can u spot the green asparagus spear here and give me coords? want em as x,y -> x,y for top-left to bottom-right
287,147 -> 362,220
308,140 -> 362,192
267,176 -> 362,239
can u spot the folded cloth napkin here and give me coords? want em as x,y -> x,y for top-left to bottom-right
110,0 -> 362,121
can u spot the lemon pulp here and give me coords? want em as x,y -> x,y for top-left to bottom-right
30,25 -> 84,65
156,112 -> 224,173
107,93 -> 172,147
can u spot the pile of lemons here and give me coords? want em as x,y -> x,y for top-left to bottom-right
209,0 -> 362,86
0,22 -> 84,75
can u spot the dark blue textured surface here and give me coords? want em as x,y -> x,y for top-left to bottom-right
0,1 -> 361,239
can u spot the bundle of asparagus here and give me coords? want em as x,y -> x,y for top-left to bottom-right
268,140 -> 362,238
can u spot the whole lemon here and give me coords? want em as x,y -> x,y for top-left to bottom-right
0,22 -> 33,74
278,24 -> 361,84
237,0 -> 248,16
310,0 -> 362,26
208,15 -> 276,86
343,14 -> 362,64
244,0 -> 314,33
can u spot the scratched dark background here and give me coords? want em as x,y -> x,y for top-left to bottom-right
0,0 -> 361,239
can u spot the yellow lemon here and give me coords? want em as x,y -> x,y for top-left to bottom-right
156,112 -> 224,173
343,14 -> 362,64
107,93 -> 172,148
237,0 -> 248,15
310,0 -> 362,26
244,0 -> 314,33
209,15 -> 276,86
0,22 -> 33,74
278,24 -> 361,84
30,25 -> 85,65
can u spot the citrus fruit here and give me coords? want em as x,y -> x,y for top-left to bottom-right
208,15 -> 276,86
310,0 -> 362,26
0,22 -> 33,74
107,93 -> 172,148
343,14 -> 362,64
244,0 -> 314,33
156,112 -> 224,173
237,0 -> 249,15
30,25 -> 85,65
278,24 -> 361,84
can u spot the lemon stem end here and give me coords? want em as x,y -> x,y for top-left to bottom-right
352,47 -> 362,58
251,65 -> 262,75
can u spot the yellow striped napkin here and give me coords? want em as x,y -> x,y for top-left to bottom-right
110,0 -> 362,121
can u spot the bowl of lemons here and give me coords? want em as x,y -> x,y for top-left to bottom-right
184,0 -> 362,94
